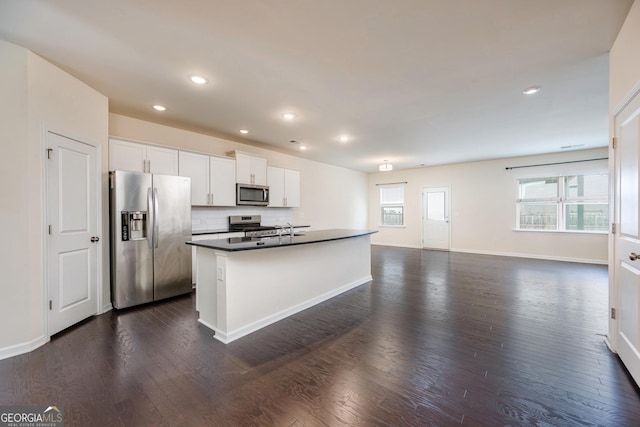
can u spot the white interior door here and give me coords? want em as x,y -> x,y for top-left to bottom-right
47,131 -> 98,336
422,187 -> 450,250
614,87 -> 640,386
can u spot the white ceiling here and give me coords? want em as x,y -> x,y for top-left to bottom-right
0,0 -> 633,172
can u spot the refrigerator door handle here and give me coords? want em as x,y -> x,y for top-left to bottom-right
153,187 -> 159,248
147,187 -> 153,249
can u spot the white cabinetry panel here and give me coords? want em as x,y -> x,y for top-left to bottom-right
179,151 -> 236,206
235,151 -> 267,185
109,138 -> 178,175
267,166 -> 300,207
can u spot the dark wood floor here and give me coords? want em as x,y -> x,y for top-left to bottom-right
1,247 -> 639,426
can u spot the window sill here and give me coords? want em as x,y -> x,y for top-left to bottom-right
513,229 -> 608,236
379,225 -> 406,228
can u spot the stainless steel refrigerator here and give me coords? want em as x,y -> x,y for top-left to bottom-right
110,170 -> 192,309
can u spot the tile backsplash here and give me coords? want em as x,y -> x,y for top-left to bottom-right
192,206 -> 294,232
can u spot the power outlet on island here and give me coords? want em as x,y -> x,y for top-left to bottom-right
217,266 -> 224,281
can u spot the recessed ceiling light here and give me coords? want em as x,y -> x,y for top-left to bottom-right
339,135 -> 349,143
282,113 -> 297,120
153,105 -> 166,111
189,75 -> 208,85
239,129 -> 249,134
522,86 -> 541,95
299,145 -> 307,150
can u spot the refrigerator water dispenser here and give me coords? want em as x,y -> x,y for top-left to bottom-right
121,211 -> 147,241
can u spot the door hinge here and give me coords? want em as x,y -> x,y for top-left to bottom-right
49,300 -> 52,311
46,148 -> 53,159
48,225 -> 52,235
612,223 -> 616,234
612,137 -> 617,149
611,307 -> 616,319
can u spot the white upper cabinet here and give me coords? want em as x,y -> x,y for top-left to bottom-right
284,168 -> 301,207
146,145 -> 179,175
234,151 -> 267,185
267,166 -> 300,207
179,151 -> 210,205
109,138 -> 178,175
179,151 -> 236,206
210,156 -> 236,206
267,166 -> 285,207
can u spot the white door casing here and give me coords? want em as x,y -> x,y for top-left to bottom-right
613,86 -> 640,386
46,131 -> 98,336
422,187 -> 450,250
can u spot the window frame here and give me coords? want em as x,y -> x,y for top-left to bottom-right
515,172 -> 608,234
380,184 -> 405,227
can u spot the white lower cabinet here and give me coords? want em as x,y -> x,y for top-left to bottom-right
179,151 -> 236,206
267,166 -> 300,207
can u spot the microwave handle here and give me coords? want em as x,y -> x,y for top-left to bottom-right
263,188 -> 268,202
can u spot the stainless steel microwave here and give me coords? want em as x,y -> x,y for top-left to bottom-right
236,183 -> 269,206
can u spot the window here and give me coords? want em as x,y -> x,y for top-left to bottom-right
517,173 -> 608,232
380,184 -> 404,226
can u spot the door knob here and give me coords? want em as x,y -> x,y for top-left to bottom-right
630,253 -> 638,261
90,236 -> 100,243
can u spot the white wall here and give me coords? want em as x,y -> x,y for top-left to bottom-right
0,41 -> 108,357
0,42 -> 32,353
109,113 -> 369,230
368,148 -> 609,264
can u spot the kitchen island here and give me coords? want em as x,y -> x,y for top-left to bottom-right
187,229 -> 377,344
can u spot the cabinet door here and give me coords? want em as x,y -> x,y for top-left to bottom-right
267,166 -> 285,207
147,145 -> 179,175
179,151 -> 210,205
210,156 -> 236,206
109,138 -> 146,172
236,152 -> 267,184
235,153 -> 253,184
284,169 -> 301,207
252,156 -> 268,185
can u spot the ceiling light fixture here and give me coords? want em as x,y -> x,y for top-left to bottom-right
153,105 -> 166,111
299,145 -> 308,150
189,75 -> 208,85
379,160 -> 393,172
239,129 -> 249,134
339,135 -> 350,143
522,86 -> 541,95
282,113 -> 297,120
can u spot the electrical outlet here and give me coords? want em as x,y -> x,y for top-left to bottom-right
217,267 -> 224,280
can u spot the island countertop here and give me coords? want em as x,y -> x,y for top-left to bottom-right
186,229 -> 377,252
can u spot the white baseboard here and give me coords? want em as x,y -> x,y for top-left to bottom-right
0,335 -> 49,361
371,242 -> 422,249
101,303 -> 113,314
202,275 -> 372,344
450,248 -> 607,265
604,336 -> 617,354
373,242 -> 606,265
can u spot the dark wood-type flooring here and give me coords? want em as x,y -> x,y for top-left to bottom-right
1,247 -> 640,426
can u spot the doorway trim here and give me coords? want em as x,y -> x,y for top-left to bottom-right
43,125 -> 103,339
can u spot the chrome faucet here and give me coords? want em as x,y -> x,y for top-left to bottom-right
287,222 -> 293,236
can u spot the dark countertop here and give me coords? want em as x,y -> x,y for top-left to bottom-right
191,225 -> 311,236
191,229 -> 229,236
187,229 -> 376,252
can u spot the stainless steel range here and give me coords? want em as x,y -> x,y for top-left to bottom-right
229,215 -> 280,237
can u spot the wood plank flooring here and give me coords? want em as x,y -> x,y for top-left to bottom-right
1,247 -> 639,426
